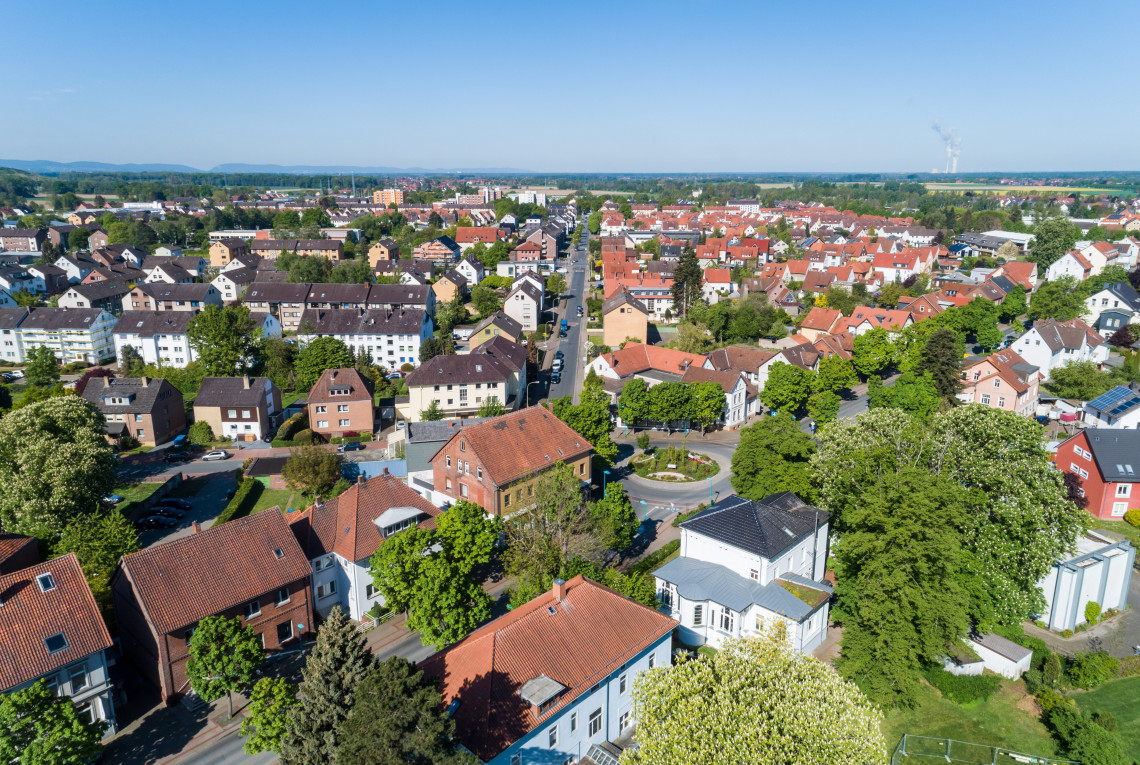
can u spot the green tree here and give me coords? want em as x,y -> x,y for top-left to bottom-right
118,344 -> 145,377
807,390 -> 841,426
813,355 -> 857,394
759,361 -> 813,413
420,399 -> 445,421
1046,360 -> 1118,400
188,420 -> 214,445
52,511 -> 139,610
407,555 -> 492,649
551,386 -> 617,464
300,207 -> 332,228
998,285 -> 1028,322
23,345 -> 60,388
867,371 -> 941,418
273,210 -> 301,229
370,527 -> 434,614
1030,216 -> 1081,268
187,304 -> 261,376
435,499 -> 503,576
591,482 -> 639,551
913,327 -> 963,397
834,470 -> 976,707
476,396 -> 506,417
338,658 -> 470,765
618,378 -> 650,426
239,677 -> 298,755
587,211 -> 602,234
0,396 -> 116,536
851,327 -> 895,376
295,337 -> 353,390
261,336 -> 297,391
547,273 -> 567,300
68,227 -> 91,250
671,245 -> 703,318
470,283 -> 501,316
689,380 -> 727,433
1029,277 -> 1086,321
0,679 -> 105,764
280,606 -> 376,765
434,293 -> 468,335
282,445 -> 343,498
186,615 -> 265,718
648,381 -> 692,430
624,634 -> 885,765
730,413 -> 817,502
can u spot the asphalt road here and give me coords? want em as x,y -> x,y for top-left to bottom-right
545,227 -> 590,404
617,438 -> 737,521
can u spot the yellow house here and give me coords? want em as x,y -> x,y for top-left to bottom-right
209,238 -> 250,268
602,287 -> 649,347
468,311 -> 524,347
432,270 -> 468,304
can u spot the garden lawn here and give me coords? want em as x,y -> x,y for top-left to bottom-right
1072,675 -> 1140,762
281,391 -> 306,409
114,482 -> 165,516
1089,518 -> 1140,548
881,679 -> 1056,759
252,488 -> 298,514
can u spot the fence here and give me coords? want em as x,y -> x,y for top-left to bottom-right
356,609 -> 399,634
890,735 -> 1079,765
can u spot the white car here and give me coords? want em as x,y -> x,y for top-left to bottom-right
202,450 -> 230,461
551,358 -> 564,372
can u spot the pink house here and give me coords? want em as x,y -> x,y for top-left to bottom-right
958,349 -> 1040,417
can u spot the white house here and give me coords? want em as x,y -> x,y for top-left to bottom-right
680,366 -> 757,428
286,472 -> 441,621
454,255 -> 485,286
1045,251 -> 1093,282
1083,282 -> 1140,337
654,492 -> 832,653
1010,317 -> 1108,380
1084,385 -> 1140,429
8,307 -> 116,364
1037,531 -> 1135,632
113,310 -> 279,368
502,280 -> 544,332
297,307 -> 433,369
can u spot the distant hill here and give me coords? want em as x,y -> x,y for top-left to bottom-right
0,159 -> 533,175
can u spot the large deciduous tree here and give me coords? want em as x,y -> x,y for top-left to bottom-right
851,327 -> 895,376
618,378 -> 650,426
813,355 -> 857,394
623,633 -> 885,765
730,413 -> 816,502
0,679 -> 105,764
282,445 -> 343,499
759,361 -> 813,413
1028,276 -> 1086,321
239,677 -> 299,755
186,615 -> 265,718
187,304 -> 261,377
551,386 -> 617,464
688,380 -> 727,433
590,482 -> 639,551
23,345 -> 60,389
294,337 -> 353,390
0,396 -> 116,536
1030,216 -> 1081,268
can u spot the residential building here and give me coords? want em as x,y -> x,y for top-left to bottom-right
112,311 -> 196,367
403,352 -> 519,421
602,287 -> 649,347
1056,429 -> 1140,519
454,255 -> 484,286
0,555 -> 118,735
1083,281 -> 1140,337
372,189 -> 404,206
798,306 -> 844,343
0,531 -> 39,575
242,282 -> 312,332
654,492 -> 832,652
413,236 -> 461,261
111,511 -> 312,704
503,279 -> 543,332
365,283 -> 436,316
1084,385 -> 1140,430
286,472 -> 440,621
454,226 -> 504,251
211,267 -> 257,302
28,264 -> 69,296
1045,251 -> 1093,282
307,367 -> 375,438
250,239 -> 343,262
57,278 -> 132,313
208,238 -> 251,269
679,366 -> 756,428
366,238 -> 400,266
0,228 -> 47,251
143,261 -> 193,285
81,376 -> 186,447
957,349 -> 1041,417
430,407 -> 593,515
14,307 -> 116,364
1037,531 -> 1134,632
1010,317 -> 1108,379
587,343 -> 707,387
296,308 -> 433,369
431,270 -> 467,304
469,311 -> 524,347
193,376 -> 282,442
122,283 -> 222,313
421,576 -> 676,765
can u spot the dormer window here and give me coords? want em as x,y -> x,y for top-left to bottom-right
44,632 -> 68,654
37,573 -> 56,593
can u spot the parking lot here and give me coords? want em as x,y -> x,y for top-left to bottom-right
133,474 -> 239,548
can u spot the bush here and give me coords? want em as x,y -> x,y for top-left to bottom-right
1066,651 -> 1119,689
636,432 -> 650,451
1125,508 -> 1140,527
1060,629 -> 1074,638
188,420 -> 214,445
276,413 -> 306,441
1043,651 -> 1062,686
1085,600 -> 1102,624
1036,688 -> 1073,715
672,504 -> 708,527
214,477 -> 261,525
1045,704 -> 1127,765
1090,711 -> 1117,732
293,428 -> 319,445
625,540 -> 680,580
923,667 -> 1001,705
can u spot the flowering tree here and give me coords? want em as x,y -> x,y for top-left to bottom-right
622,632 -> 885,765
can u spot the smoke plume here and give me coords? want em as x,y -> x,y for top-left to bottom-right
931,121 -> 962,173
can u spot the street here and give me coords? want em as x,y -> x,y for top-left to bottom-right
544,224 -> 590,404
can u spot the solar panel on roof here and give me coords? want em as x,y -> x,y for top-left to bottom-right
1089,386 -> 1140,417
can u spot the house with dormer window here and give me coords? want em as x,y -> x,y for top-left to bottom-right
307,367 -> 374,438
654,492 -> 832,652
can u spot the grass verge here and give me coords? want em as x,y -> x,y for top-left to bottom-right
1072,675 -> 1140,763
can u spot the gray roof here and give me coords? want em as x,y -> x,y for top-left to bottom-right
113,310 -> 194,337
81,376 -> 180,415
654,556 -> 830,622
406,417 -> 490,444
405,353 -> 513,387
1083,429 -> 1140,482
67,278 -> 131,301
366,283 -> 432,306
471,335 -> 526,372
681,493 -> 828,561
19,307 -> 107,330
602,288 -> 648,316
243,283 -> 311,302
306,283 -> 370,304
970,632 -> 1032,663
0,308 -> 28,330
299,307 -> 427,336
136,282 -> 216,301
472,311 -> 522,339
194,377 -> 275,409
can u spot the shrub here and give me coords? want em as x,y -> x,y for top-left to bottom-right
1085,601 -> 1102,624
214,477 -> 261,524
188,420 -> 214,445
625,540 -> 680,580
1125,508 -> 1140,527
1045,704 -> 1126,765
1023,668 -> 1042,694
672,504 -> 708,527
292,428 -> 319,445
636,432 -> 650,451
276,413 -> 306,441
923,667 -> 1001,705
1090,711 -> 1117,732
1042,651 -> 1062,686
1066,651 -> 1119,689
1060,629 -> 1074,638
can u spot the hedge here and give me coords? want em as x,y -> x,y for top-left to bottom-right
276,413 -> 306,441
923,667 -> 1001,705
626,540 -> 680,579
214,477 -> 262,525
672,504 -> 707,527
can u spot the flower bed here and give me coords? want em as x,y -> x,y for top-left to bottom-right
632,447 -> 720,482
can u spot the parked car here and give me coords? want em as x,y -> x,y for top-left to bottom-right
554,350 -> 564,360
162,450 -> 190,462
386,371 -> 403,379
3,370 -> 23,380
154,497 -> 191,510
337,441 -> 364,453
396,420 -> 406,430
137,515 -> 178,529
202,450 -> 229,461
101,494 -> 124,506
551,371 -> 562,384
552,358 -> 564,372
151,506 -> 186,519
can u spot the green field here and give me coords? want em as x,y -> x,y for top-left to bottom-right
925,183 -> 1125,195
1072,675 -> 1140,762
251,487 -> 299,514
881,680 -> 1056,758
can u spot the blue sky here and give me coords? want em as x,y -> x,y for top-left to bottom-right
2,0 -> 1137,173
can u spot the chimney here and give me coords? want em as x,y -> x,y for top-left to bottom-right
141,376 -> 149,387
103,376 -> 111,388
382,466 -> 390,476
357,474 -> 366,484
191,521 -> 201,534
553,578 -> 567,602
242,375 -> 250,389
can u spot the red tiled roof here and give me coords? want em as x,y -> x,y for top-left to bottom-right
0,532 -> 37,574
308,367 -> 374,404
598,342 -> 706,378
0,554 -> 112,691
420,576 -> 677,762
287,473 -> 440,562
431,406 -> 593,487
119,511 -> 312,635
800,306 -> 842,332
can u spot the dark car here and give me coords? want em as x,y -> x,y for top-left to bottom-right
551,371 -> 562,384
337,441 -> 364,453
154,497 -> 192,510
137,515 -> 179,529
554,350 -> 564,360
162,450 -> 190,462
151,506 -> 186,519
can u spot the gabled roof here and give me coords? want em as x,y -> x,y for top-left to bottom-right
118,510 -> 311,635
601,286 -> 649,317
194,376 -> 274,409
472,311 -> 523,339
471,335 -> 527,372
420,576 -> 676,762
405,352 -> 514,388
287,473 -> 439,563
1026,317 -> 1102,352
67,277 -> 131,301
681,492 -> 828,561
431,406 -> 593,487
598,342 -> 706,378
0,554 -> 112,692
1078,429 -> 1140,483
113,310 -> 194,337
680,366 -> 752,395
800,306 -> 842,332
81,375 -> 180,415
703,344 -> 775,373
0,532 -> 37,575
308,367 -> 373,404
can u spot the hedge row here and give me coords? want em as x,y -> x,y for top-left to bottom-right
276,413 -> 307,441
923,667 -> 1000,705
672,504 -> 707,527
626,540 -> 681,579
214,477 -> 261,525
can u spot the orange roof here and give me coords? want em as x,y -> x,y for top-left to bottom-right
454,226 -> 502,244
801,306 -> 843,332
420,576 -> 677,762
704,268 -> 731,284
599,342 -> 707,377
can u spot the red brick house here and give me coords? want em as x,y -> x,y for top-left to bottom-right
430,406 -> 593,516
1056,429 -> 1140,520
110,512 -> 313,704
307,367 -> 375,438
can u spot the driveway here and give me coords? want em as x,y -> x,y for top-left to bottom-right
136,473 -> 238,548
1023,564 -> 1140,658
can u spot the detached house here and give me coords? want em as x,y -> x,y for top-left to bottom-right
81,376 -> 186,446
654,492 -> 832,652
1010,317 -> 1108,380
193,376 -> 282,442
0,554 -> 118,735
602,287 -> 649,347
958,349 -> 1041,417
307,367 -> 375,438
503,278 -> 544,332
1084,385 -> 1140,430
403,351 -> 519,421
111,511 -> 313,704
1056,429 -> 1140,520
469,311 -> 524,347
1083,281 -> 1140,337
679,366 -> 757,428
287,472 -> 440,621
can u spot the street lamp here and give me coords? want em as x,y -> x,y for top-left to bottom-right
603,469 -> 611,494
640,499 -> 648,522
526,380 -> 542,408
707,477 -> 713,507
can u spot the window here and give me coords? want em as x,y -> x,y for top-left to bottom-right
316,405 -> 327,413
1117,484 -> 1132,497
44,633 -> 68,654
1070,463 -> 1080,473
477,467 -> 483,480
446,456 -> 452,468
74,700 -> 98,726
46,676 -> 60,696
993,379 -> 1001,388
246,600 -> 261,618
619,710 -> 631,731
277,621 -> 293,644
339,419 -> 350,427
460,483 -> 468,498
366,583 -> 377,599
1113,502 -> 1128,516
318,420 -> 328,428
1080,468 -> 1089,479
657,584 -> 673,609
589,708 -> 603,736
37,573 -> 56,592
981,394 -> 991,405
998,397 -> 1006,408
570,711 -> 578,732
504,493 -> 511,507
648,652 -> 656,669
719,608 -> 735,633
749,569 -> 758,580
619,673 -> 628,694
511,756 -> 521,765
227,409 -> 237,418
548,726 -> 558,747
69,665 -> 88,692
276,588 -> 290,606
337,404 -> 349,412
